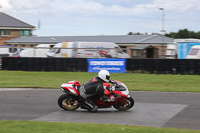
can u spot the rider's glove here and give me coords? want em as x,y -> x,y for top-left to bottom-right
109,80 -> 118,85
106,87 -> 112,92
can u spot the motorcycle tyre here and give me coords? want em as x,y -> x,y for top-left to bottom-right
58,93 -> 79,110
113,97 -> 134,111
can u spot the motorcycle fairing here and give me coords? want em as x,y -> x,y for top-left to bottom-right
61,81 -> 80,95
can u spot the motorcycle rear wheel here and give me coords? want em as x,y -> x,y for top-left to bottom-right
113,97 -> 134,111
58,94 -> 79,110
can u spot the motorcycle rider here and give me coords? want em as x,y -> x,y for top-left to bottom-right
79,70 -> 112,112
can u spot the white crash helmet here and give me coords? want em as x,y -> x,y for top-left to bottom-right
98,70 -> 110,83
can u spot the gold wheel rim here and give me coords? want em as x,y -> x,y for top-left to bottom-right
62,98 -> 79,110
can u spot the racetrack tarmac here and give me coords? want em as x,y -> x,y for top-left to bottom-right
0,88 -> 199,130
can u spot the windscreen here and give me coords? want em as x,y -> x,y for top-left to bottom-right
115,84 -> 126,91
9,48 -> 17,53
50,48 -> 60,53
115,47 -> 123,53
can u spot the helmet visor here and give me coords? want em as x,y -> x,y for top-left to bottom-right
106,75 -> 110,81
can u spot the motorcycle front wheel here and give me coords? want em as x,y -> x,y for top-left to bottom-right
113,97 -> 134,111
58,94 -> 79,110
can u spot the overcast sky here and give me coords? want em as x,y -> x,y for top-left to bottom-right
0,0 -> 200,36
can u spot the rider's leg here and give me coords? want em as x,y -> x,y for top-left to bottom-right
79,85 -> 98,112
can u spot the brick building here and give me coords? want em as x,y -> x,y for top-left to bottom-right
0,12 -> 35,46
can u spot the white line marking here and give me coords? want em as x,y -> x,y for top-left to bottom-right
0,88 -> 32,91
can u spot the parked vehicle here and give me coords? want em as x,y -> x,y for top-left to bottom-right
175,39 -> 200,59
0,45 -> 18,57
19,49 -> 48,57
166,44 -> 176,59
186,45 -> 200,59
58,80 -> 134,112
19,44 -> 54,57
47,41 -> 130,58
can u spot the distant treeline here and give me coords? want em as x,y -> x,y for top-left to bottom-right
128,29 -> 200,39
165,29 -> 200,39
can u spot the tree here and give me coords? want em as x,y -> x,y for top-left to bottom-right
165,29 -> 200,39
128,29 -> 200,39
128,32 -> 133,35
127,32 -> 145,35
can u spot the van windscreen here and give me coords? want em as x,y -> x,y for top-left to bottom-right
9,48 -> 17,53
50,48 -> 60,54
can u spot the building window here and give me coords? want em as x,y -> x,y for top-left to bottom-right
0,30 -> 12,36
132,50 -> 140,57
19,30 -> 30,36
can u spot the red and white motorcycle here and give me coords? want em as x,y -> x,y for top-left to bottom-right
58,80 -> 134,112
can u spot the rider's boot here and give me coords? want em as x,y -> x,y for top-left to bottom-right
81,100 -> 98,112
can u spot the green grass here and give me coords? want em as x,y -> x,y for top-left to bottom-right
0,121 -> 199,133
0,71 -> 199,92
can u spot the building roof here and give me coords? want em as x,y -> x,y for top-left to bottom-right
5,34 -> 174,45
0,12 -> 35,29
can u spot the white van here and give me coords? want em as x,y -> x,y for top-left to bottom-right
166,44 -> 176,59
19,44 -> 54,57
0,46 -> 18,57
186,45 -> 200,59
46,42 -> 130,58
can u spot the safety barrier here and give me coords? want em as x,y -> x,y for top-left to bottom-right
126,59 -> 200,75
2,57 -> 200,75
2,57 -> 88,72
0,57 -> 2,70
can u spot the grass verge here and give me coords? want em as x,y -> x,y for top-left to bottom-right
0,121 -> 200,133
0,71 -> 199,92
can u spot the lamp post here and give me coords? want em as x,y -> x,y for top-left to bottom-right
159,8 -> 165,58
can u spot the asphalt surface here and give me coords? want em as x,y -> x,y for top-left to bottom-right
0,88 -> 199,130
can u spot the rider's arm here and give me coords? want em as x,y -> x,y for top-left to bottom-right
109,80 -> 118,85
